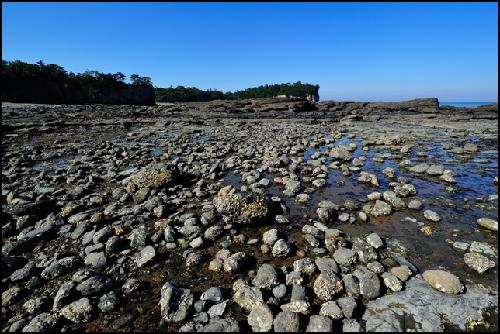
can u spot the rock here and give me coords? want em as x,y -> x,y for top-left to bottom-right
21,312 -> 59,332
189,236 -> 204,249
296,193 -> 311,202
273,311 -> 301,332
315,257 -> 340,275
106,236 -> 126,253
233,286 -> 263,312
382,167 -> 395,178
284,180 -> 302,196
312,179 -> 326,188
276,215 -> 289,224
423,210 -> 441,222
209,259 -> 223,272
123,164 -> 177,190
381,272 -> 403,292
409,163 -> 429,174
122,278 -> 140,295
358,211 -> 368,222
320,301 -> 344,319
389,265 -> 412,282
452,241 -> 470,252
306,315 -> 333,332
286,271 -> 303,285
304,233 -> 321,247
186,252 -> 204,268
366,233 -> 384,249
313,272 -> 343,301
464,143 -> 478,152
159,282 -> 194,323
273,284 -> 287,299
394,183 -> 416,197
252,264 -> 278,289
10,319 -> 29,332
383,191 -> 406,210
207,301 -> 228,318
355,270 -> 381,299
2,286 -> 23,306
427,165 -> 444,175
477,218 -> 498,232
343,274 -> 360,297
422,270 -> 464,294
262,229 -> 278,246
293,257 -> 316,275
272,239 -> 290,257
98,291 -> 119,312
223,252 -> 246,273
408,199 -> 422,210
370,200 -> 392,217
136,245 -> 156,267
213,186 -> 270,225
248,303 -> 274,332
194,300 -> 207,313
469,241 -> 495,256
194,312 -> 209,324
358,172 -> 379,187
367,192 -> 381,201
84,252 -> 107,269
315,207 -> 332,223
464,252 -> 495,274
200,287 -> 226,303
337,296 -> 357,318
204,225 -> 224,241
23,297 -> 48,314
201,210 -> 218,225
291,284 -> 307,301
333,247 -> 358,267
10,261 -> 36,282
53,281 -> 76,310
60,298 -> 94,323
200,318 -> 241,332
439,169 -> 456,183
362,276 -> 496,331
367,261 -> 385,274
92,226 -> 113,244
342,319 -> 361,332
76,276 -> 108,296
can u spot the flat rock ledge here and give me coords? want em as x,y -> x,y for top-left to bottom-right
362,275 -> 498,332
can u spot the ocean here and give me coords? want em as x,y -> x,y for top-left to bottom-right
440,102 -> 497,108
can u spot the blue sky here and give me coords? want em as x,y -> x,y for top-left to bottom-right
2,2 -> 498,101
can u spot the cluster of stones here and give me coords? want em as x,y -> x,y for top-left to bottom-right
1,102 -> 497,332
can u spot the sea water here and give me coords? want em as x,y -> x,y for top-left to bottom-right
440,101 -> 497,108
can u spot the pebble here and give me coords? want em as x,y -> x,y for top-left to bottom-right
464,252 -> 496,274
422,270 -> 464,294
477,218 -> 498,231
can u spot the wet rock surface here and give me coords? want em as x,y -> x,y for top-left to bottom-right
1,101 -> 497,332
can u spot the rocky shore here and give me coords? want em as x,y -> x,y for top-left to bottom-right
1,98 -> 498,332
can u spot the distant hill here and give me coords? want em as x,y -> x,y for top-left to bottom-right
155,81 -> 320,103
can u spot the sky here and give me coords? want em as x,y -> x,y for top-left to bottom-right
2,2 -> 498,101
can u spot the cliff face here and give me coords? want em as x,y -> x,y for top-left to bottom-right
2,79 -> 155,106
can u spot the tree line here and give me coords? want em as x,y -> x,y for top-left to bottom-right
2,60 -> 155,105
2,59 -> 320,104
155,81 -> 320,102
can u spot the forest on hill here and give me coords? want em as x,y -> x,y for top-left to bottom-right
2,60 -> 155,105
155,82 -> 320,102
2,60 -> 320,104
